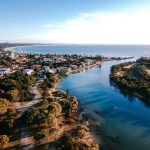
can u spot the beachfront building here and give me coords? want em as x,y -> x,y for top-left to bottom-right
85,59 -> 93,65
70,65 -> 78,70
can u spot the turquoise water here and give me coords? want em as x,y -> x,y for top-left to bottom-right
13,45 -> 150,150
58,60 -> 150,150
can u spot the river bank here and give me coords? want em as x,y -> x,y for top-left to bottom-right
110,57 -> 150,104
32,71 -> 100,149
52,62 -> 102,149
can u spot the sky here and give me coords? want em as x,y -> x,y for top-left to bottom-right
0,0 -> 150,44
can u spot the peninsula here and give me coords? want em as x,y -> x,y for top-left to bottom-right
110,57 -> 150,104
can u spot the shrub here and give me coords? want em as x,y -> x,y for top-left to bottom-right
0,135 -> 9,148
26,108 -> 47,124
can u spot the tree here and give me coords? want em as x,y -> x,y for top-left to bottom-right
50,102 -> 62,115
76,125 -> 89,137
0,98 -> 9,111
47,104 -> 58,116
68,97 -> 78,121
61,134 -> 75,150
26,108 -> 47,124
47,114 -> 59,133
6,89 -> 18,101
0,135 -> 9,148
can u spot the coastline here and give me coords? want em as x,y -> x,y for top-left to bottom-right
1,44 -> 36,53
30,62 -> 102,149
47,61 -> 102,149
56,61 -> 102,147
2,45 -> 26,53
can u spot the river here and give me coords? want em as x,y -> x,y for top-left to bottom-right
58,59 -> 150,150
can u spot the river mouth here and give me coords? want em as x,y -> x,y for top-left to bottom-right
58,60 -> 150,150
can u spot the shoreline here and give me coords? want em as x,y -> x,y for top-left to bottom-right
110,59 -> 150,104
1,45 -> 135,59
52,62 -> 102,149
3,46 -> 16,51
30,63 -> 101,149
2,45 -> 27,53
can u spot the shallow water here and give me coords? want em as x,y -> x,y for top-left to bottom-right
58,60 -> 150,150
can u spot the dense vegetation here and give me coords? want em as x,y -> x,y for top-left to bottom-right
0,72 -> 35,101
110,57 -> 150,104
17,72 -> 98,149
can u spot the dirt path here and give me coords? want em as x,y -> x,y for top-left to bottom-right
16,79 -> 43,115
14,79 -> 44,150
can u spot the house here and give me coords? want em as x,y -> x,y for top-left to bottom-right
45,69 -> 55,74
0,68 -> 11,75
80,62 -> 86,66
43,58 -> 50,62
43,66 -> 50,71
23,69 -> 33,75
9,51 -> 15,59
34,54 -> 40,59
85,59 -> 93,65
60,59 -> 67,63
70,65 -> 78,70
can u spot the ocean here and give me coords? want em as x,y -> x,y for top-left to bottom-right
12,44 -> 150,58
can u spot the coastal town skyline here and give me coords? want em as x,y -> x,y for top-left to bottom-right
1,0 -> 150,44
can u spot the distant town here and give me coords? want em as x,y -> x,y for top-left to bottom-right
0,44 -> 134,78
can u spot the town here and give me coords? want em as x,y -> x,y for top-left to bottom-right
0,48 -> 103,78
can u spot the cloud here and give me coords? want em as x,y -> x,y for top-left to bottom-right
38,11 -> 150,44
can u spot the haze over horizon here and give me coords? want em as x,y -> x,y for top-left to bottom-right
1,0 -> 150,44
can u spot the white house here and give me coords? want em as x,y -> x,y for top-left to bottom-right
70,65 -> 78,70
85,59 -> 93,65
43,58 -> 50,62
0,68 -> 11,75
60,59 -> 67,62
45,69 -> 55,74
43,66 -> 50,70
23,69 -> 33,75
9,51 -> 15,59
